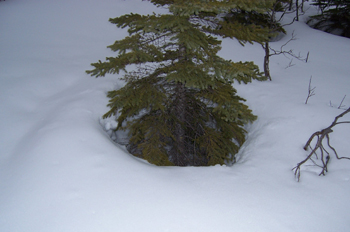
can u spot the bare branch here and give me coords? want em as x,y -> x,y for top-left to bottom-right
293,107 -> 350,181
305,76 -> 316,104
330,95 -> 347,109
285,59 -> 295,69
262,1 -> 309,80
338,95 -> 347,109
270,32 -> 309,63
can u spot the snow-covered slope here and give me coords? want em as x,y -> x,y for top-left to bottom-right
1,1 -> 349,231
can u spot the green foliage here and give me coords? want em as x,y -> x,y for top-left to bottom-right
87,0 -> 269,166
149,0 -> 275,44
212,0 -> 290,44
309,0 -> 350,38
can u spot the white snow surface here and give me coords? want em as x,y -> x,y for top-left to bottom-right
1,1 -> 350,231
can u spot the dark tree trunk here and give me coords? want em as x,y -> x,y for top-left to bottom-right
263,42 -> 271,81
301,0 -> 305,12
170,44 -> 190,166
172,81 -> 188,166
296,0 -> 299,21
289,0 -> 293,11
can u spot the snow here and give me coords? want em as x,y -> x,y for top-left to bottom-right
1,1 -> 350,231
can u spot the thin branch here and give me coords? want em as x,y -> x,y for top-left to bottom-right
335,121 -> 350,125
338,95 -> 347,109
330,95 -> 347,109
285,59 -> 296,69
305,76 -> 316,104
269,32 -> 309,64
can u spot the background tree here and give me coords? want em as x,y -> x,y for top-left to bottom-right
216,1 -> 294,80
87,0 -> 272,166
308,0 -> 350,38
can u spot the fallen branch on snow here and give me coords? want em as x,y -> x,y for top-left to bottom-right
293,107 -> 350,181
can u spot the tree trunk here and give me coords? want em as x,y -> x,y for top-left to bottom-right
289,0 -> 293,11
172,81 -> 188,166
263,42 -> 271,81
296,0 -> 299,21
301,0 -> 305,13
171,44 -> 189,166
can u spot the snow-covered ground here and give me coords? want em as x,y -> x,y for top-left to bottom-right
1,1 -> 349,231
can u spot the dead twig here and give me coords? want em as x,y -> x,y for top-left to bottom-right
338,95 -> 347,109
329,95 -> 347,109
272,35 -> 309,61
293,107 -> 350,181
305,76 -> 316,104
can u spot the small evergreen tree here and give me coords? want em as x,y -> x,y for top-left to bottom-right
309,0 -> 350,38
87,0 -> 272,166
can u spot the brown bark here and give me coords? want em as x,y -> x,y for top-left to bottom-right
263,42 -> 271,81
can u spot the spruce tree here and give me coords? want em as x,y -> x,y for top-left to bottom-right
87,0 -> 272,166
